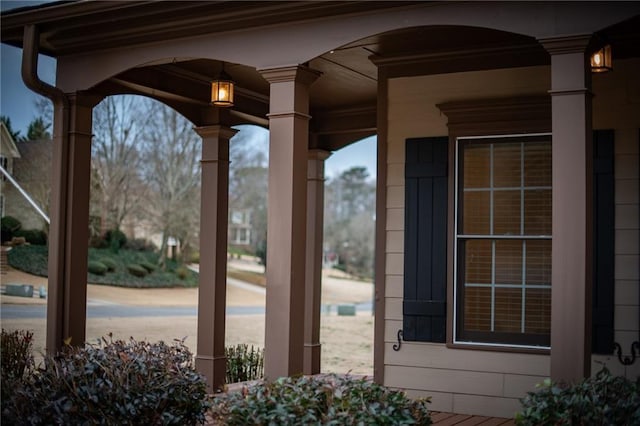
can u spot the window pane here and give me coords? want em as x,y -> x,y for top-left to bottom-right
463,191 -> 490,234
526,240 -> 551,286
524,189 -> 551,235
525,288 -> 551,334
465,240 -> 492,284
494,190 -> 521,235
464,287 -> 491,331
493,143 -> 521,188
495,240 -> 522,284
463,143 -> 490,188
495,288 -> 522,333
524,141 -> 551,187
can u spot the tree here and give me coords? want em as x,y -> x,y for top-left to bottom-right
140,100 -> 201,266
324,166 -> 376,279
228,125 -> 269,257
25,117 -> 51,140
91,96 -> 149,233
1,116 -> 22,141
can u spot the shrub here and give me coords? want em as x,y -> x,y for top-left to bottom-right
13,229 -> 47,245
127,263 -> 148,277
140,261 -> 156,273
1,216 -> 22,242
175,265 -> 190,280
3,336 -> 210,426
99,257 -> 117,272
226,344 -> 264,383
104,228 -> 127,252
124,238 -> 157,252
210,374 -> 432,425
516,367 -> 640,426
87,260 -> 108,276
1,329 -> 34,414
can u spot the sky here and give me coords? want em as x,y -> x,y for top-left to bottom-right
0,0 -> 376,180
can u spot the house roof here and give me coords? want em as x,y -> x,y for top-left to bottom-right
0,121 -> 21,159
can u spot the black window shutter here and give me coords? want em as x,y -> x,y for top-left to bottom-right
592,129 -> 615,354
403,137 -> 448,342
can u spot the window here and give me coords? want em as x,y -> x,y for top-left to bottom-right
454,134 -> 551,348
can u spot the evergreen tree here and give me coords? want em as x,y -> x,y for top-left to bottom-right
26,117 -> 51,140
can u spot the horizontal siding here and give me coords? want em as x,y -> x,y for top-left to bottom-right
385,275 -> 403,298
386,208 -> 404,231
384,364 -> 505,397
381,61 -> 639,417
384,343 -> 549,376
387,185 -> 404,208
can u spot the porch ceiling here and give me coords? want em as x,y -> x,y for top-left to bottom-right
2,1 -> 639,151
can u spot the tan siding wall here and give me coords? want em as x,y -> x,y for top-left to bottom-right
591,59 -> 640,378
383,59 -> 640,417
383,66 -> 551,418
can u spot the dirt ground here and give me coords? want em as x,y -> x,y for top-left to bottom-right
1,264 -> 374,376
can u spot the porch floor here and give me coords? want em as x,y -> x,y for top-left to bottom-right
431,412 -> 515,425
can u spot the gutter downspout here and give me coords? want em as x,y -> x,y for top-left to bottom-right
22,24 -> 70,354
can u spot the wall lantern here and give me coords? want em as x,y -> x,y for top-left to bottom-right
590,44 -> 612,73
211,64 -> 234,107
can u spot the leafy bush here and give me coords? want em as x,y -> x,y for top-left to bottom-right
516,367 -> 640,426
127,263 -> 148,277
99,257 -> 117,272
175,265 -> 190,280
3,336 -> 210,426
124,238 -> 157,252
1,329 -> 34,414
226,344 -> 264,383
210,374 -> 432,425
140,261 -> 157,273
1,216 -> 22,242
87,260 -> 108,276
13,229 -> 47,245
105,228 -> 127,252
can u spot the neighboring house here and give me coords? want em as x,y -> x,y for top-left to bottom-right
2,2 -> 638,418
228,208 -> 252,247
2,138 -> 51,230
0,121 -> 21,218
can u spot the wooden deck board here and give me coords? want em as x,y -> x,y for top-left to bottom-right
431,412 -> 514,425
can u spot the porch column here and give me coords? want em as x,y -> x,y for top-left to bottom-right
304,149 -> 331,375
541,35 -> 593,382
47,91 -> 102,353
194,124 -> 237,392
259,65 -> 321,379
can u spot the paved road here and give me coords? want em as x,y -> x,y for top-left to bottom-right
1,302 -> 373,319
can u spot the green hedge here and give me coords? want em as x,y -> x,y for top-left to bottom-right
8,245 -> 198,288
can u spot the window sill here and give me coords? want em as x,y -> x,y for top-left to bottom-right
447,341 -> 550,355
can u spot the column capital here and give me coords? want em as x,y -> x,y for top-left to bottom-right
258,65 -> 322,86
308,149 -> 332,162
308,149 -> 331,181
538,34 -> 592,55
194,124 -> 238,140
67,90 -> 104,109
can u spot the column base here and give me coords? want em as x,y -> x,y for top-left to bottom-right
195,354 -> 227,393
